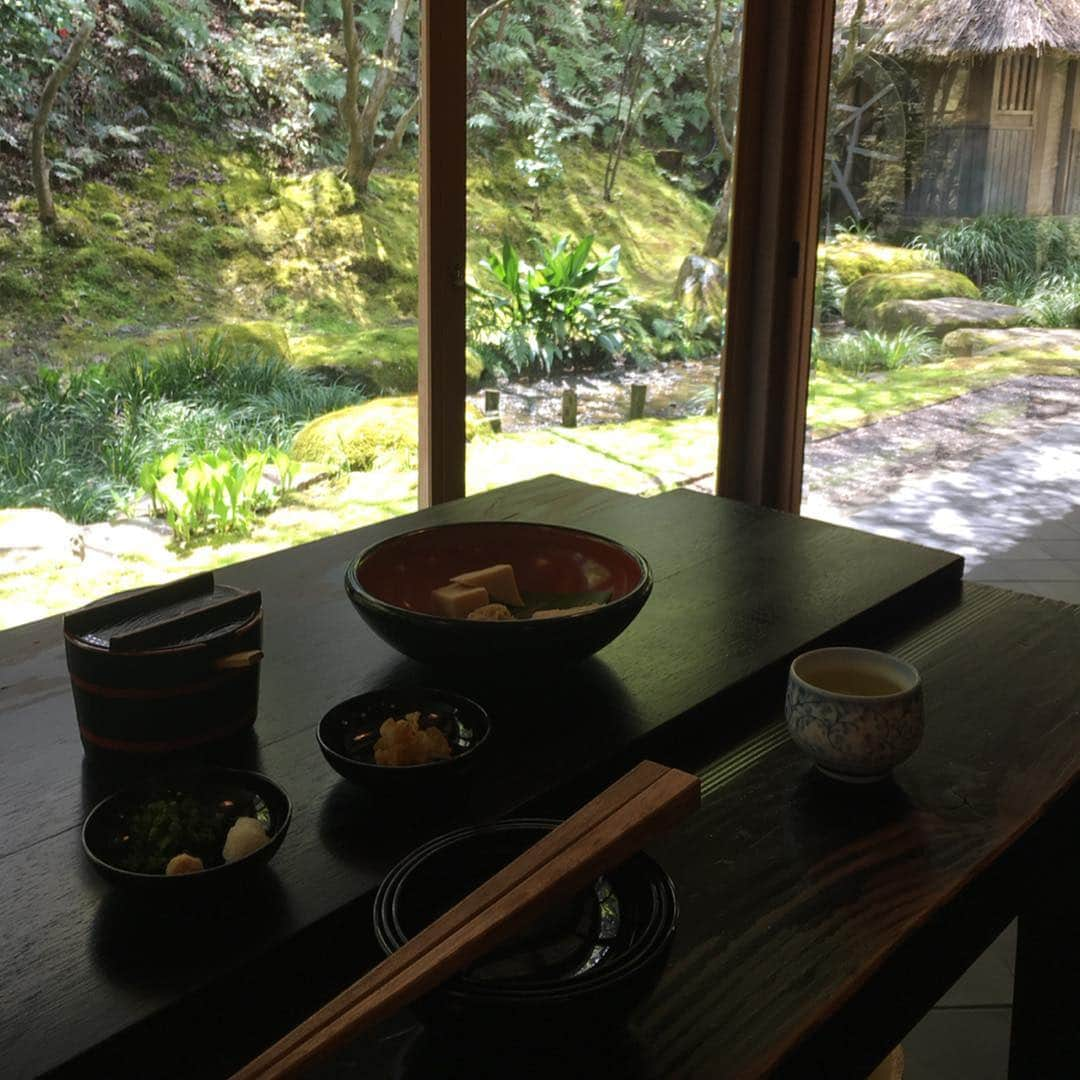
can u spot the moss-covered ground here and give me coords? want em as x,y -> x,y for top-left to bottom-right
0,134 -> 711,392
808,350 -> 1080,438
0,416 -> 717,627
6,133 -> 1080,629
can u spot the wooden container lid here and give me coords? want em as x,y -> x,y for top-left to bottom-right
64,572 -> 261,655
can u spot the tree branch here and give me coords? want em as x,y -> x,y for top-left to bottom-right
375,93 -> 421,164
340,0 -> 363,146
32,9 -> 96,226
468,0 -> 514,49
705,3 -> 735,163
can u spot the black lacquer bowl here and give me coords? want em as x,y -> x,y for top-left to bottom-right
317,687 -> 490,798
344,521 -> 652,666
82,766 -> 291,893
373,819 -> 678,1031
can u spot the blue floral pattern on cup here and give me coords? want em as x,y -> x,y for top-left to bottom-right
785,661 -> 924,781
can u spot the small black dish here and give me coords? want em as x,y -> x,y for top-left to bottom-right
82,766 -> 291,893
317,687 -> 490,798
373,819 -> 677,1031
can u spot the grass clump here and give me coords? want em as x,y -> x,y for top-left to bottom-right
0,337 -> 363,524
813,327 -> 940,375
985,270 -> 1080,329
912,215 -> 1080,288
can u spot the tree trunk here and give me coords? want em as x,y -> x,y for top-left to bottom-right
836,0 -> 867,89
342,0 -> 413,194
703,173 -> 731,259
603,19 -> 648,202
342,0 -> 515,192
702,2 -> 738,258
31,14 -> 95,226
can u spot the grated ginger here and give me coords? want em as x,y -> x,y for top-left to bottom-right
374,711 -> 452,766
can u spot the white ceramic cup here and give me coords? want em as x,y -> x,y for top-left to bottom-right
785,646 -> 924,783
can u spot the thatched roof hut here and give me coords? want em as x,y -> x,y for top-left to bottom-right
842,0 -> 1080,58
836,0 -> 1080,217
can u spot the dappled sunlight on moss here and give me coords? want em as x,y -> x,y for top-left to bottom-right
808,349 -> 1080,437
2,131 -> 709,378
0,415 -> 719,627
820,237 -> 935,285
467,416 -> 717,496
466,145 -> 711,298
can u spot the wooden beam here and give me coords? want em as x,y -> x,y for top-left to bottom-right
418,0 -> 467,507
1053,60 -> 1078,213
718,0 -> 836,512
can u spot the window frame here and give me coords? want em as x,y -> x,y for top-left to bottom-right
416,0 -> 837,514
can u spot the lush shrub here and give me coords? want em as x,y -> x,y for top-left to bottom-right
812,327 -> 940,375
0,337 -> 362,523
985,270 -> 1080,329
140,448 -> 299,544
468,234 -> 646,377
911,216 -> 1080,288
815,265 -> 846,323
640,305 -> 721,362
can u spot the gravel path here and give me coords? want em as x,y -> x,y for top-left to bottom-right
802,375 -> 1080,515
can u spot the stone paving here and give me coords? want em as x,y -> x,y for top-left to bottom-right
803,405 -> 1079,1080
803,374 -> 1080,513
808,414 -> 1080,605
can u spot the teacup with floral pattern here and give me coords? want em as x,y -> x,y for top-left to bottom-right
785,647 -> 923,782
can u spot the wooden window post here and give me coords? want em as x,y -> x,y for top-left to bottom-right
418,0 -> 467,507
718,0 -> 836,512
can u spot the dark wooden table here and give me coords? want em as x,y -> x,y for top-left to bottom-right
7,476 -> 1076,1079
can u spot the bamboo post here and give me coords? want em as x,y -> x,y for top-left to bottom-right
629,384 -> 647,420
561,389 -> 578,428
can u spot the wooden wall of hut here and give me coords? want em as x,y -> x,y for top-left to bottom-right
1055,61 -> 1080,213
905,58 -> 994,218
901,52 -> 1080,219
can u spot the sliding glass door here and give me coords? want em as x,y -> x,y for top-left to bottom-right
460,1 -> 742,502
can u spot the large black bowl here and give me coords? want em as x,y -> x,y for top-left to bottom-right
317,687 -> 490,799
344,520 -> 652,666
373,819 -> 677,1030
82,766 -> 291,893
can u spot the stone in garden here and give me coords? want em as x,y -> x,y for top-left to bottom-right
80,519 -> 173,562
842,270 -> 980,328
820,238 -> 936,285
942,326 -> 1080,361
675,255 -> 725,317
869,297 -> 1028,337
0,508 -> 83,569
292,396 -> 492,472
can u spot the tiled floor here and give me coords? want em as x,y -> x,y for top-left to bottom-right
806,418 -> 1080,1077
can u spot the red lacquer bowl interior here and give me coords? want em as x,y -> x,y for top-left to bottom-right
352,522 -> 648,617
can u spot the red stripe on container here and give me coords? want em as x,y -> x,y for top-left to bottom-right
79,712 -> 256,753
69,669 -> 246,699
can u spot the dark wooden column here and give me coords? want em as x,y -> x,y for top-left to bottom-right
717,0 -> 836,512
1008,796 -> 1080,1078
418,0 -> 467,506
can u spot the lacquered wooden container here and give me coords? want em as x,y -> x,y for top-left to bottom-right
63,573 -> 262,759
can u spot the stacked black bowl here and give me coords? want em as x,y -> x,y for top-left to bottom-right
373,819 -> 678,1032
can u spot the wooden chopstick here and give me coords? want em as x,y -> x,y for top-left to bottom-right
234,761 -> 699,1079
234,759 -> 671,1078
